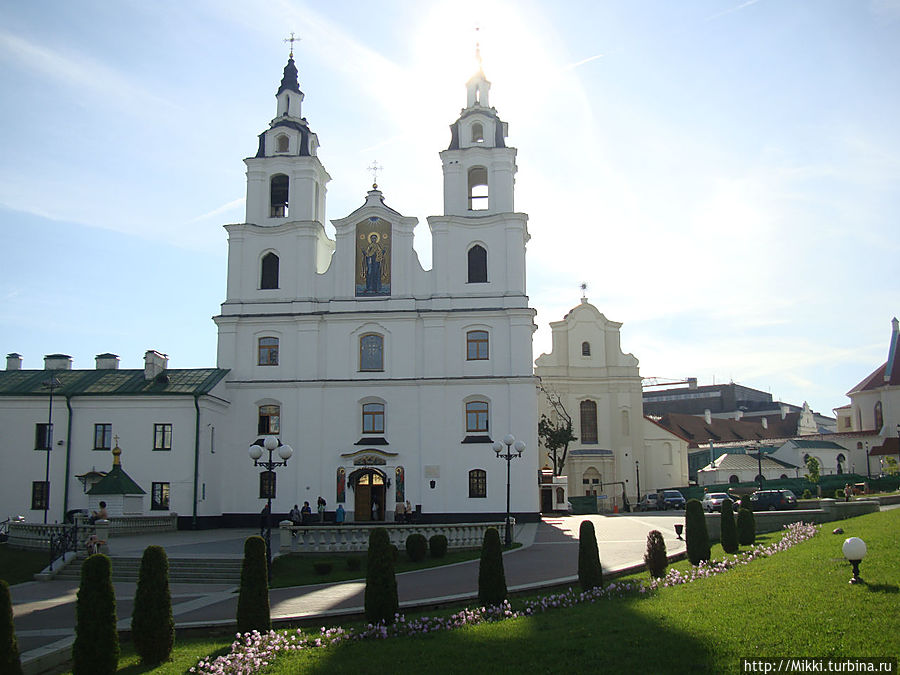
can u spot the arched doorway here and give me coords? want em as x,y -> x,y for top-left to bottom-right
350,468 -> 386,522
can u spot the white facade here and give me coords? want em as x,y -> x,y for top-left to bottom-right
534,298 -> 689,507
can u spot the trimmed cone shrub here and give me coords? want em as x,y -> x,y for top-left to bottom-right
684,499 -> 710,565
429,534 -> 448,559
643,529 -> 668,579
478,527 -> 507,606
365,528 -> 398,624
236,536 -> 270,634
0,580 -> 23,675
577,520 -> 602,591
737,507 -> 756,546
720,499 -> 739,554
72,554 -> 119,675
131,545 -> 174,665
405,533 -> 428,562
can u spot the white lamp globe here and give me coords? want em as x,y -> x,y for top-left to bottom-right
514,440 -> 526,454
842,537 -> 867,561
248,444 -> 263,460
492,441 -> 503,455
503,434 -> 515,446
278,443 -> 293,460
264,435 -> 278,451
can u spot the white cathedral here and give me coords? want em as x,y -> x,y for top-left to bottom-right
1,53 -> 690,528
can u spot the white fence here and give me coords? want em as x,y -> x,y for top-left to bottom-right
6,513 -> 177,551
279,520 -> 514,554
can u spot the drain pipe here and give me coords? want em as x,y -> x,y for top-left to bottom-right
62,395 -> 74,518
192,394 -> 201,529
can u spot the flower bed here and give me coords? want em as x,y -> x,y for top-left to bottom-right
190,522 -> 819,675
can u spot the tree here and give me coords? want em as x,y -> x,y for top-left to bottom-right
478,528 -> 508,606
577,520 -> 603,590
0,580 -> 23,675
365,528 -> 398,624
131,545 -> 174,664
72,554 -> 119,675
805,456 -> 821,484
737,507 -> 756,546
684,499 -> 711,565
643,530 -> 668,579
538,384 -> 578,476
236,536 -> 270,634
884,456 -> 899,477
720,499 -> 739,554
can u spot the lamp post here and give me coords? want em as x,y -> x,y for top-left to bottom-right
865,442 -> 870,480
635,460 -> 641,502
896,424 -> 900,477
492,433 -> 525,548
249,435 -> 293,581
842,536 -> 867,585
41,377 -> 61,524
751,442 -> 764,490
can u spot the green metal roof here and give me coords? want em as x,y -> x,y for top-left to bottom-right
788,439 -> 846,450
87,464 -> 146,495
0,368 -> 229,397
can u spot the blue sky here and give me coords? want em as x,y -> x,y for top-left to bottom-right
1,0 -> 898,416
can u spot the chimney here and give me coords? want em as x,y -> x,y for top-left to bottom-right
688,377 -> 698,390
95,353 -> 120,370
704,409 -> 712,425
734,410 -> 743,421
44,354 -> 73,370
144,350 -> 168,380
761,417 -> 769,430
780,404 -> 788,420
6,353 -> 22,370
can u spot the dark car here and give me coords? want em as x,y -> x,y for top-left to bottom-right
659,490 -> 686,510
749,489 -> 798,511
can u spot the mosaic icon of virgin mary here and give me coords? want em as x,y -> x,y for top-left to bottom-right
356,219 -> 391,296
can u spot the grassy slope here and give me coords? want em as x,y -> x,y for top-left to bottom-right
0,545 -> 48,585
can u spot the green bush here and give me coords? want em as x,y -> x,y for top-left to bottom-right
365,528 -> 398,624
720,499 -> 739,554
577,520 -> 602,590
429,534 -> 448,558
313,562 -> 333,575
131,545 -> 174,665
346,556 -> 362,571
0,580 -> 22,675
737,507 -> 756,546
802,489 -> 812,499
835,489 -> 844,499
643,529 -> 668,579
72,554 -> 119,675
405,533 -> 428,562
478,528 -> 507,606
684,499 -> 710,565
236,536 -> 270,634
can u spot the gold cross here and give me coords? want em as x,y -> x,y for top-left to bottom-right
284,32 -> 300,58
113,434 -> 120,446
367,160 -> 383,189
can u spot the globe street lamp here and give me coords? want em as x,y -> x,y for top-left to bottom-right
249,435 -> 293,581
492,434 -> 525,548
842,536 -> 867,585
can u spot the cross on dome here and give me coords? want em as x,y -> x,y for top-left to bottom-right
284,32 -> 300,58
367,160 -> 383,189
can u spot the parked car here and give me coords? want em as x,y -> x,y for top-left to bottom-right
749,489 -> 798,511
659,490 -> 686,510
700,492 -> 733,512
636,493 -> 661,511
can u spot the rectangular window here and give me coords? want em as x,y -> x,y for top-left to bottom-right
466,331 -> 489,360
34,423 -> 52,450
151,482 -> 170,510
580,401 -> 598,444
258,405 -> 280,435
93,423 -> 112,450
153,423 -> 173,451
31,481 -> 49,510
465,401 -> 489,433
360,334 -> 384,372
468,469 -> 487,498
362,403 -> 385,434
258,337 -> 279,366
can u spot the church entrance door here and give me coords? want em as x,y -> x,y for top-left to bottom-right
352,469 -> 386,522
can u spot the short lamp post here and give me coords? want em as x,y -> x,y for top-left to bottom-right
492,434 -> 525,548
249,435 -> 293,581
842,536 -> 867,585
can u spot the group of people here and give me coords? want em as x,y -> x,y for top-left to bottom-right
287,497 -> 347,526
394,500 -> 414,522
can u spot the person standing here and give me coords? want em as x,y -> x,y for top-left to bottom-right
300,501 -> 311,525
371,500 -> 379,521
335,504 -> 345,525
316,496 -> 326,523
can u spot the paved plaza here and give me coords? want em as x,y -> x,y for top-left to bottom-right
11,513 -> 688,671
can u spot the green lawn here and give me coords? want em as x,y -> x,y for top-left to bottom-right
0,544 -> 48,585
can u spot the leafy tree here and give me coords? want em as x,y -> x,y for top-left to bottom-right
720,499 -> 739,554
538,384 -> 578,476
478,528 -> 507,606
684,499 -> 710,565
236,536 -> 270,634
577,520 -> 603,590
0,580 -> 23,675
884,457 -> 899,477
805,456 -> 821,484
643,530 -> 668,579
131,545 -> 174,664
73,554 -> 119,675
365,528 -> 398,624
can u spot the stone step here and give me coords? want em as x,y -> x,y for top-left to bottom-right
52,556 -> 243,584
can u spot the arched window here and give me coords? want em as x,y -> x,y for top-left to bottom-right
729,475 -> 739,484
582,341 -> 591,356
471,122 -> 484,143
836,453 -> 846,474
468,167 -> 488,210
467,245 -> 488,283
257,337 -> 278,366
465,401 -> 489,433
275,134 -> 289,153
468,469 -> 487,498
359,334 -> 384,372
270,174 -> 289,217
258,405 -> 280,435
467,330 -> 489,360
580,400 -> 598,444
556,487 -> 564,503
780,474 -> 788,479
874,401 -> 883,431
362,403 -> 385,434
260,252 -> 279,289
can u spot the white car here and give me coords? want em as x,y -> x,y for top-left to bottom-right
700,492 -> 734,512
